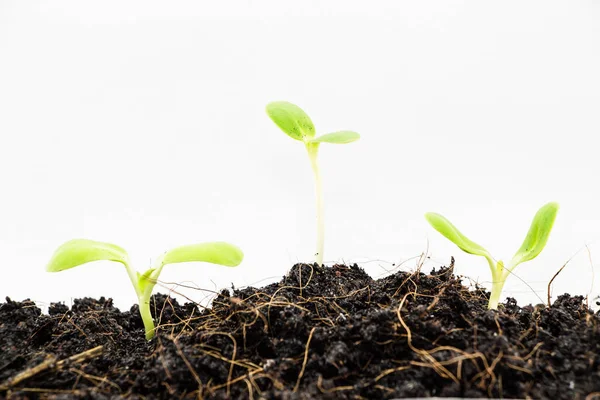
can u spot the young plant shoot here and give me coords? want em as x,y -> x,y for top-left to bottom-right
46,239 -> 243,340
425,202 -> 559,310
266,101 -> 359,266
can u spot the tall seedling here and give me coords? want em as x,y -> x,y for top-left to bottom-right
266,101 -> 359,266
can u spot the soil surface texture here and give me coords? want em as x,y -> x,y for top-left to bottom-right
1,262 -> 599,399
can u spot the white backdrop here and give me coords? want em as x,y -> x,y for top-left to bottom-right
1,1 -> 599,312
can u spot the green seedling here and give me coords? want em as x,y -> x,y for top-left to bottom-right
266,101 -> 359,266
46,239 -> 243,339
425,202 -> 559,309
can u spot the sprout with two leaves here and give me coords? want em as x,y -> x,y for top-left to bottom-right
46,239 -> 243,339
425,202 -> 559,309
266,101 -> 360,266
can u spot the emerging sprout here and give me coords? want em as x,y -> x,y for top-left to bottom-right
47,239 -> 243,339
425,202 -> 559,309
266,101 -> 359,266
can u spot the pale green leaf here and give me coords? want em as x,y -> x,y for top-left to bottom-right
266,101 -> 315,141
509,202 -> 559,268
310,131 -> 360,144
46,239 -> 129,272
425,213 -> 492,259
161,242 -> 244,267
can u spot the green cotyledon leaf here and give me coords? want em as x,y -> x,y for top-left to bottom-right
161,242 -> 244,268
509,202 -> 559,269
46,239 -> 129,272
310,131 -> 360,144
425,212 -> 492,260
266,101 -> 316,141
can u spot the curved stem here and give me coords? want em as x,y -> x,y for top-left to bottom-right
125,257 -> 162,340
138,260 -> 164,340
487,260 -> 506,310
138,296 -> 155,340
306,143 -> 324,266
488,274 -> 505,310
123,261 -> 156,338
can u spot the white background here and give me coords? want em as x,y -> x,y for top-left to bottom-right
1,1 -> 599,312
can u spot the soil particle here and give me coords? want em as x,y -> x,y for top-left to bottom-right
1,262 -> 598,399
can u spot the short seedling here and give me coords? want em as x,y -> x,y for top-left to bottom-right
266,101 -> 359,266
425,202 -> 559,309
46,239 -> 243,339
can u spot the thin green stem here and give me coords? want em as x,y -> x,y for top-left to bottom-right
124,259 -> 159,340
487,260 -> 506,310
138,295 -> 155,340
488,274 -> 505,310
306,143 -> 324,266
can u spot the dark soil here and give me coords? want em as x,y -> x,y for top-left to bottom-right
1,262 -> 599,399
